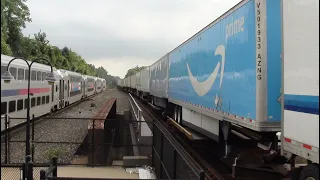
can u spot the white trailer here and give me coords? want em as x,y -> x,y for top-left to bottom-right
139,66 -> 150,97
130,75 -> 136,89
281,0 -> 319,179
117,79 -> 123,87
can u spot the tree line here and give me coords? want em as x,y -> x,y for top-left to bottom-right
124,65 -> 147,78
1,0 -> 118,87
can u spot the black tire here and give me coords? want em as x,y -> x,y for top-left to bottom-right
299,164 -> 319,180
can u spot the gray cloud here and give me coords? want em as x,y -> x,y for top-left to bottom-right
24,22 -> 173,60
23,0 -> 241,77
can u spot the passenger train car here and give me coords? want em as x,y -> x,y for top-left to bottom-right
58,69 -> 84,105
95,77 -> 103,94
83,75 -> 96,97
1,54 -> 107,131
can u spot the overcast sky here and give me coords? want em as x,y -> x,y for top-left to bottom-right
23,0 -> 241,78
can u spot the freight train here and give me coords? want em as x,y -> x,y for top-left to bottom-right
118,0 -> 319,179
1,54 -> 107,131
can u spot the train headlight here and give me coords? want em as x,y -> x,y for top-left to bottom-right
45,72 -> 57,85
1,71 -> 14,83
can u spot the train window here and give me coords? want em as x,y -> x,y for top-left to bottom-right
9,67 -> 17,79
31,71 -> 36,81
37,97 -> 41,105
42,72 -> 46,81
25,70 -> 29,80
31,98 -> 36,107
37,71 -> 41,81
9,100 -> 16,113
1,102 -> 7,115
42,96 -> 45,105
56,85 -> 58,92
24,99 -> 28,109
1,66 -> 7,76
18,68 -> 24,80
46,95 -> 49,104
17,99 -> 23,111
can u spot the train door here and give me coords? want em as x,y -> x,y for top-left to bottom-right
51,84 -> 54,103
59,79 -> 64,108
64,80 -> 68,105
68,80 -> 70,98
82,80 -> 86,98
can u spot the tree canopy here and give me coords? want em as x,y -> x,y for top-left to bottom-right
124,65 -> 147,78
0,0 -> 117,88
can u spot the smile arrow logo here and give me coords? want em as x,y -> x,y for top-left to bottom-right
186,45 -> 225,96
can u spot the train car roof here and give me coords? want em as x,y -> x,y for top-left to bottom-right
1,54 -> 56,72
85,75 -> 96,79
58,69 -> 83,77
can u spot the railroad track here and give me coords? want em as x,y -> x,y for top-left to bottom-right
129,93 -> 231,180
176,134 -> 233,180
1,92 -> 102,139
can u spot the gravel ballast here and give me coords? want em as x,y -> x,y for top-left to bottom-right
1,89 -> 129,164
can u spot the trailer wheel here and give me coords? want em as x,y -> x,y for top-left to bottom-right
299,164 -> 319,180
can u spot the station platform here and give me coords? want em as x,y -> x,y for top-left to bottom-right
1,165 -> 155,179
56,165 -> 139,179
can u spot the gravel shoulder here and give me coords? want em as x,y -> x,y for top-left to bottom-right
1,89 -> 129,164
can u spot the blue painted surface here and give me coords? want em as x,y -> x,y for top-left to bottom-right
169,0 -> 257,120
266,0 -> 282,121
168,0 -> 282,122
284,94 -> 319,115
71,82 -> 81,92
1,89 -> 19,97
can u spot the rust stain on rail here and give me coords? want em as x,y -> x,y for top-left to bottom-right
88,98 -> 116,129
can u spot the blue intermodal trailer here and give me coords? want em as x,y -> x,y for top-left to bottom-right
167,0 -> 282,142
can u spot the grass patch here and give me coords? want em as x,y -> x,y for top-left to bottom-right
45,148 -> 65,161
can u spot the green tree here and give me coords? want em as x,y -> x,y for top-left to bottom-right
34,30 -> 50,56
2,0 -> 32,56
1,31 -> 12,55
0,0 -> 119,88
125,65 -> 147,78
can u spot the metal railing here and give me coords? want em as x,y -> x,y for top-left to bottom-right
127,92 -> 205,180
128,93 -> 143,137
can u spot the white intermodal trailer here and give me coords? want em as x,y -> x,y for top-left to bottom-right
281,0 -> 319,179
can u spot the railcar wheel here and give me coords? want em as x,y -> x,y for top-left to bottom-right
299,164 -> 319,180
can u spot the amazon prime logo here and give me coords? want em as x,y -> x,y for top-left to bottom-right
186,45 -> 225,96
186,45 -> 225,108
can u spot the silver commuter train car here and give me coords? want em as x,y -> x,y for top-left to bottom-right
1,54 -> 107,132
58,69 -> 85,105
1,54 -> 59,131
